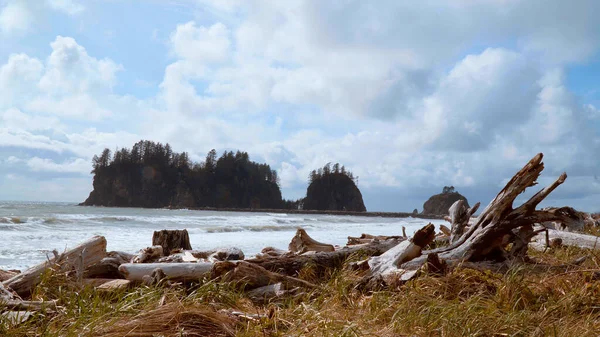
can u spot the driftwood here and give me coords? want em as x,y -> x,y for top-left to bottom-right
1,282 -> 18,301
366,154 -> 586,278
0,269 -> 19,282
1,311 -> 33,326
347,232 -> 407,245
255,247 -> 288,258
531,228 -> 600,251
119,263 -> 213,282
152,229 -> 192,255
246,283 -> 296,303
0,300 -> 58,312
439,225 -> 451,236
448,200 -> 480,243
132,246 -> 164,263
211,261 -> 317,290
97,279 -> 131,291
540,207 -> 586,232
247,238 -> 403,276
367,224 -> 436,283
288,228 -> 334,254
3,236 -> 107,297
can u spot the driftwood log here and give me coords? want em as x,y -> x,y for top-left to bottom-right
211,261 -> 317,290
367,153 -> 584,278
247,238 -> 404,276
448,200 -> 480,244
531,228 -> 600,250
288,228 -> 334,254
132,246 -> 164,263
152,229 -> 192,255
3,236 -> 107,297
118,263 -> 213,282
367,224 -> 437,282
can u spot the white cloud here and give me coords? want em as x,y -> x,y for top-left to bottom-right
26,157 -> 89,174
46,0 -> 84,15
0,0 -> 84,36
170,22 -> 231,64
0,1 -> 34,34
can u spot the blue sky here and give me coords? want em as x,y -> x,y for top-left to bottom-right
1,0 -> 600,212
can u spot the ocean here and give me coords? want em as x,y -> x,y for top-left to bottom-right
0,201 -> 445,271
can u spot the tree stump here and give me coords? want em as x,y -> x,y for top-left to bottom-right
152,229 -> 192,255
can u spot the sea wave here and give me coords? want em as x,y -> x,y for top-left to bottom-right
203,224 -> 302,233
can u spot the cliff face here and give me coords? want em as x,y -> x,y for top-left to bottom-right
81,141 -> 284,209
422,191 -> 469,215
303,173 -> 366,212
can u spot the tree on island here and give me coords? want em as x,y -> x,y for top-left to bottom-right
82,140 -> 283,209
303,163 -> 366,212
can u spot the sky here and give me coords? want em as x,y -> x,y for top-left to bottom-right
0,0 -> 599,212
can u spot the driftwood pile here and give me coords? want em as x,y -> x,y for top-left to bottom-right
2,153 -> 600,324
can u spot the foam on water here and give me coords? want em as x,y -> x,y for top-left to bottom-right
0,201 -> 445,271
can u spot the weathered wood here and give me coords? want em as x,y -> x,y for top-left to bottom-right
132,246 -> 164,263
0,300 -> 58,312
0,269 -> 19,282
540,207 -> 586,232
118,263 -> 213,282
1,311 -> 33,327
255,247 -> 288,258
152,229 -> 192,255
84,258 -> 124,279
420,154 -> 571,263
288,228 -> 334,254
439,225 -> 451,236
211,261 -> 317,290
347,233 -> 407,245
247,238 -> 402,276
3,236 -> 107,297
531,228 -> 600,251
1,282 -> 18,301
448,200 -> 480,244
97,279 -> 131,291
367,224 -> 436,282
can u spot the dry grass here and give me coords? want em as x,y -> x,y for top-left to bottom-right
2,235 -> 600,336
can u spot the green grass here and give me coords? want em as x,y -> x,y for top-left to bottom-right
2,236 -> 600,336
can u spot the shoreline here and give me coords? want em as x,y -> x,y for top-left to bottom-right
79,203 -> 446,219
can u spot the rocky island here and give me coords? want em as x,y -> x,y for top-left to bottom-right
81,140 -> 284,209
422,186 -> 469,215
302,163 -> 366,212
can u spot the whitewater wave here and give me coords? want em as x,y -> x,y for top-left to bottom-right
203,224 -> 303,233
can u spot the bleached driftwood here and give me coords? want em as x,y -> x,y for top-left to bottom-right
448,200 -> 480,244
84,251 -> 132,279
0,300 -> 58,312
248,237 -> 403,276
1,282 -> 18,301
211,261 -> 317,291
288,228 -> 334,254
255,247 -> 288,258
439,225 -> 451,236
367,223 -> 436,283
246,283 -> 287,302
366,154 -> 586,281
0,269 -> 18,282
152,229 -> 192,255
531,228 -> 600,251
97,279 -> 131,291
540,207 -> 586,232
347,232 -> 407,245
3,236 -> 107,297
118,263 -> 213,282
132,246 -> 164,263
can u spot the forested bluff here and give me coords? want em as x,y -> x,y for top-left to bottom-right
81,140 -> 367,212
